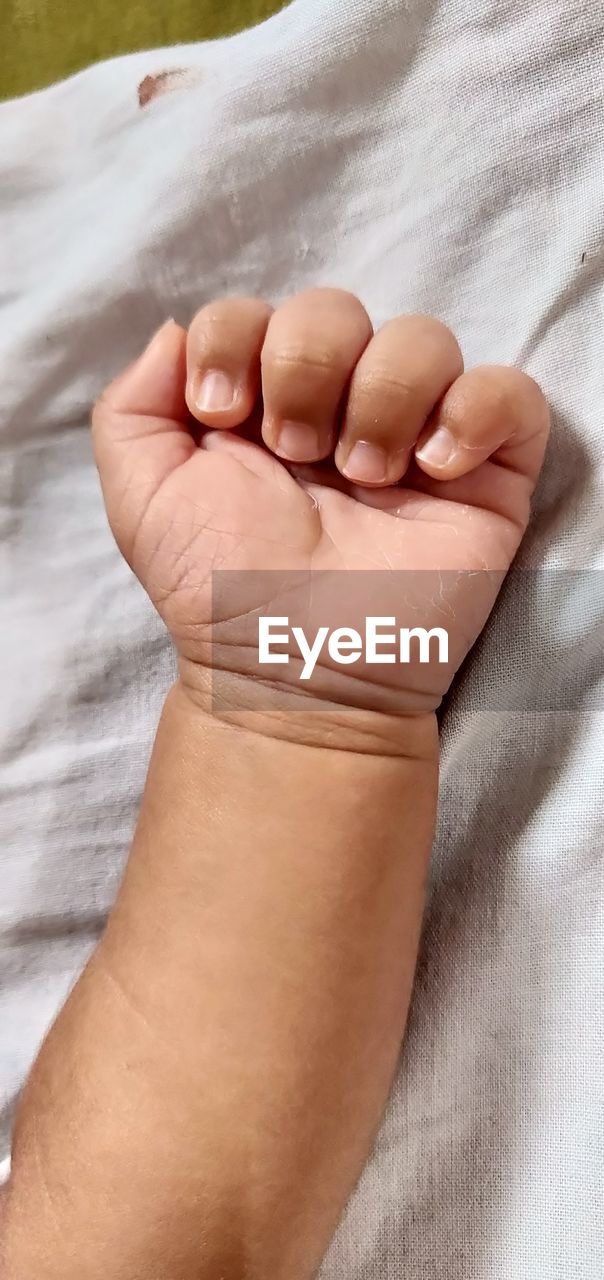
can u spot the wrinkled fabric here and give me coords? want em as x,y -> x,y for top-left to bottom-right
0,1 -> 602,1274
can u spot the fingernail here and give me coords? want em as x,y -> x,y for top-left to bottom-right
196,369 -> 236,413
415,426 -> 457,468
275,421 -> 321,462
341,440 -> 389,484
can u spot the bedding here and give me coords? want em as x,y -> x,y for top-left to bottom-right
0,1 -> 602,1274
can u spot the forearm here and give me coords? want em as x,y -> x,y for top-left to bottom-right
2,682 -> 438,1280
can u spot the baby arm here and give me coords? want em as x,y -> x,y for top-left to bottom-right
3,682 -> 437,1279
2,291 -> 549,1278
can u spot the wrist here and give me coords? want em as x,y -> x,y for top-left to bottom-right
175,659 -> 440,764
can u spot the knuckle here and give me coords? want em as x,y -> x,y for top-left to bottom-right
382,315 -> 463,367
188,297 -> 272,366
290,286 -> 366,314
421,315 -> 460,350
465,368 -> 519,418
188,307 -> 231,355
263,345 -> 340,379
353,367 -> 418,409
270,290 -> 371,348
513,368 -> 549,410
494,368 -> 551,435
388,312 -> 457,342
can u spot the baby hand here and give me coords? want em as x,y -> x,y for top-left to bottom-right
93,290 -> 549,732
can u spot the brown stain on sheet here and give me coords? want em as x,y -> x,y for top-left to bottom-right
138,68 -> 201,107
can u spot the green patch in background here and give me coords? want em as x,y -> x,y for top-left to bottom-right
1,0 -> 287,101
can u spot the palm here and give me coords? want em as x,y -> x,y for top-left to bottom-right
126,432 -> 522,712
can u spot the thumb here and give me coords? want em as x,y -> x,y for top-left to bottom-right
92,320 -> 194,563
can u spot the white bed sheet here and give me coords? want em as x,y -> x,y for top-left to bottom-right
0,1 -> 602,1274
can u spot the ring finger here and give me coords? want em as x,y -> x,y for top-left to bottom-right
335,315 -> 464,486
